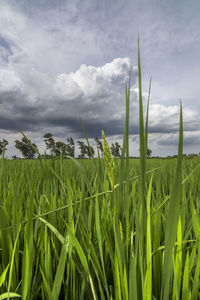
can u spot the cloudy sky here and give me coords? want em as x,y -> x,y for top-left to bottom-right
0,0 -> 200,157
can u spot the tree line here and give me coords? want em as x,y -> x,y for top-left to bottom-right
0,133 -> 127,159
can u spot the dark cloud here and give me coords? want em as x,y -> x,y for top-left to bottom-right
0,58 -> 137,137
0,35 -> 11,50
157,133 -> 200,146
0,75 -> 199,139
0,35 -> 13,64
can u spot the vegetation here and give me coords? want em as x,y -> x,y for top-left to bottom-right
0,41 -> 200,300
0,139 -> 8,158
147,147 -> 152,158
1,134 -> 125,160
14,137 -> 38,159
110,142 -> 122,158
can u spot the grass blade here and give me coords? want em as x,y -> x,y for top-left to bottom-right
0,293 -> 21,299
144,175 -> 153,300
0,264 -> 10,288
162,101 -> 183,300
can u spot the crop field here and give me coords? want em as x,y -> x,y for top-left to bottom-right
0,45 -> 200,300
0,156 -> 200,300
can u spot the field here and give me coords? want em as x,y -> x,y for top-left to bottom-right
0,44 -> 200,300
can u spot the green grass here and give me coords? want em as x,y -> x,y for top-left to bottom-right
0,157 -> 200,299
0,42 -> 200,299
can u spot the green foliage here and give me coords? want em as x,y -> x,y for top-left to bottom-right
43,134 -> 76,158
0,139 -> 8,158
95,137 -> 103,157
77,141 -> 87,159
15,137 -> 38,159
0,154 -> 200,299
43,133 -> 56,155
102,130 -> 115,190
77,140 -> 94,159
66,137 -> 75,157
147,148 -> 152,158
110,142 -> 122,158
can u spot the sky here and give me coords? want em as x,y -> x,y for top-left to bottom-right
0,0 -> 200,158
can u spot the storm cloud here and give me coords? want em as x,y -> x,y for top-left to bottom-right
0,55 -> 198,139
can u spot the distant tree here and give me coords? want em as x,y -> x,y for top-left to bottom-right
95,137 -> 103,157
66,137 -> 75,157
110,144 -> 115,157
77,141 -> 87,159
54,141 -> 67,157
12,155 -> 18,160
115,142 -> 122,157
0,139 -> 8,157
110,142 -> 122,158
139,147 -> 152,158
147,147 -> 152,158
15,137 -> 38,159
44,133 -> 76,158
42,152 -> 52,159
86,145 -> 94,159
43,133 -> 56,155
187,153 -> 198,159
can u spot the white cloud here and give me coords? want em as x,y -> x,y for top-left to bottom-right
70,58 -> 136,100
149,103 -> 199,132
0,68 -> 21,93
54,74 -> 83,100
